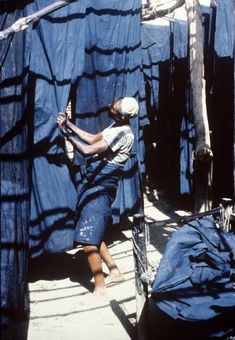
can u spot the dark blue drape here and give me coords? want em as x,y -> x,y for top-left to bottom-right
141,12 -> 191,193
29,0 -> 86,257
141,0 -> 235,195
28,0 -> 146,257
214,0 -> 234,58
73,0 -> 146,223
0,2 -> 32,327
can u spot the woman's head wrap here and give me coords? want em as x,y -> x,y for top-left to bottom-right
119,97 -> 139,118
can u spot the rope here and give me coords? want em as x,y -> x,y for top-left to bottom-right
0,0 -> 75,40
132,233 -> 157,285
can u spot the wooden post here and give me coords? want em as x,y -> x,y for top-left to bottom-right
185,0 -> 213,213
132,214 -> 148,340
221,198 -> 234,232
229,213 -> 235,233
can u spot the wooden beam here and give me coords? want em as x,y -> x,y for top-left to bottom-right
185,0 -> 213,212
142,0 -> 185,21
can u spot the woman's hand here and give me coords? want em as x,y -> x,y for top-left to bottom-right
56,112 -> 66,127
56,112 -> 69,134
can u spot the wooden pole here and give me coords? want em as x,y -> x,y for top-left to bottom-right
132,214 -> 148,340
185,0 -> 213,212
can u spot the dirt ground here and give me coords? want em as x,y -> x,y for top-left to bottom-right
27,228 -> 137,340
1,185 -> 193,340
24,187 -> 191,340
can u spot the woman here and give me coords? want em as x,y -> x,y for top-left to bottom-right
56,97 -> 139,302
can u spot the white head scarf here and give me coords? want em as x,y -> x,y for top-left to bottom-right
119,97 -> 139,118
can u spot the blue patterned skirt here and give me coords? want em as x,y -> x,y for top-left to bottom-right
74,160 -> 122,246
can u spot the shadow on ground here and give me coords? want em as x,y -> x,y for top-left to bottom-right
28,225 -> 131,291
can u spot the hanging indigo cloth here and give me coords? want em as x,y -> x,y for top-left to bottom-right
141,11 -> 189,192
180,117 -> 195,194
73,0 -> 147,223
29,0 -> 146,256
151,217 -> 235,337
0,1 -> 32,328
141,4 -> 218,195
141,19 -> 171,110
141,8 -> 188,113
29,0 -> 86,258
214,0 -> 234,58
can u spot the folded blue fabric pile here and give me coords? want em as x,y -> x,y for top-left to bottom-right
151,216 -> 235,336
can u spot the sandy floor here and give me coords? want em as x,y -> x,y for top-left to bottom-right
24,189 -> 192,340
1,189 -> 192,340
27,228 -> 137,340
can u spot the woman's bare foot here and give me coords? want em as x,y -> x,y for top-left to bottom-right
93,287 -> 107,297
79,288 -> 110,307
105,269 -> 125,286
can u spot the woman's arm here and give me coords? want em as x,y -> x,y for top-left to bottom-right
62,130 -> 108,155
57,112 -> 103,144
56,113 -> 108,155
